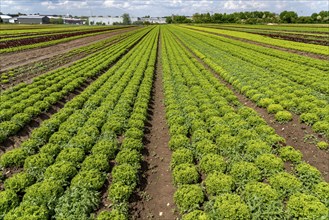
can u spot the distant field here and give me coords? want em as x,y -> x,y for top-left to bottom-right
0,24 -> 328,220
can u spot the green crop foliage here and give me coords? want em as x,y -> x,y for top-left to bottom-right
121,138 -> 144,152
199,153 -> 226,175
70,170 -> 105,191
317,141 -> 329,150
0,190 -> 20,219
275,111 -> 293,123
4,172 -> 35,193
314,182 -> 329,208
81,154 -> 110,172
173,163 -> 199,186
170,148 -> 194,169
23,180 -> 64,211
44,161 -> 77,185
4,204 -> 49,220
204,172 -> 234,196
269,172 -> 302,199
255,153 -> 284,177
116,149 -> 141,170
207,193 -> 251,219
174,184 -> 204,214
295,163 -> 322,189
300,113 -> 319,125
278,146 -> 302,163
91,139 -> 118,160
182,210 -> 208,220
267,104 -> 284,114
243,182 -> 283,219
108,182 -> 133,203
111,164 -> 138,189
230,162 -> 261,188
54,187 -> 100,220
24,153 -> 55,180
56,147 -> 85,164
0,148 -> 27,168
97,209 -> 128,220
286,193 -> 328,219
169,134 -> 190,151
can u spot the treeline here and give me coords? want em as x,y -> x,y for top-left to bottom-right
166,11 -> 329,24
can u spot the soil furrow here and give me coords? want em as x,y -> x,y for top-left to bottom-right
131,31 -> 178,220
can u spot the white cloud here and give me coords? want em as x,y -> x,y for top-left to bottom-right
1,0 -> 328,16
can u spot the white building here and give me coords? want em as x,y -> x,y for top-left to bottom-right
88,16 -> 139,25
0,15 -> 12,23
140,17 -> 166,24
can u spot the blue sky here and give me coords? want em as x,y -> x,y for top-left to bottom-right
1,0 -> 328,17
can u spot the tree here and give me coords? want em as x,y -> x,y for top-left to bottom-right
280,11 -> 298,23
165,16 -> 172,24
122,13 -> 131,25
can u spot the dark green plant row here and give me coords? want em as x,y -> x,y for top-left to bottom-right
161,26 -> 328,220
0,27 -> 159,220
171,26 -> 329,140
180,26 -> 329,93
0,26 -> 131,54
0,27 -> 151,144
0,28 -> 138,86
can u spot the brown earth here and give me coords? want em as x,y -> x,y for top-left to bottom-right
175,35 -> 329,182
184,26 -> 329,60
131,33 -> 179,220
0,37 -> 125,90
0,26 -> 139,70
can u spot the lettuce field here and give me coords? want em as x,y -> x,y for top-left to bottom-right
0,24 -> 328,220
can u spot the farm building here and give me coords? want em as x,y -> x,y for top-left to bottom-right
63,18 -> 86,25
0,15 -> 12,23
88,16 -> 139,25
140,17 -> 166,24
17,15 -> 50,24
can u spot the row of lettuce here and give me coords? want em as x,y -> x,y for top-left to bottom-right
161,26 -> 328,219
1,28 -> 134,86
0,27 -> 150,144
0,26 -> 130,54
173,25 -> 329,142
185,25 -> 329,56
0,26 -> 159,220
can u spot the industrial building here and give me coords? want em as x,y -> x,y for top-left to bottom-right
17,15 -> 50,24
88,16 -> 139,25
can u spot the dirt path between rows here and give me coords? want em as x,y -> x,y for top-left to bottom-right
0,27 -> 139,70
131,32 -> 179,220
185,27 -> 329,60
174,35 -> 329,182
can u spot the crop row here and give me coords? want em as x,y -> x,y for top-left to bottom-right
200,24 -> 329,46
180,26 -> 329,94
0,28 -> 136,86
186,25 -> 329,55
0,27 -> 159,220
161,26 -> 328,219
0,27 -> 152,144
0,26 -> 132,54
170,26 -> 329,139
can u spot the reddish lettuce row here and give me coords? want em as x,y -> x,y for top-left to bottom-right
161,26 -> 328,219
0,26 -> 130,54
0,28 -> 151,144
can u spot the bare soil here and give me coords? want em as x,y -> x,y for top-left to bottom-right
0,37 -> 124,90
186,27 -> 329,60
131,33 -> 179,220
0,27 -> 139,70
176,36 -> 329,182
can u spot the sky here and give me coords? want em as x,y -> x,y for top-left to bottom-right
1,0 -> 328,17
